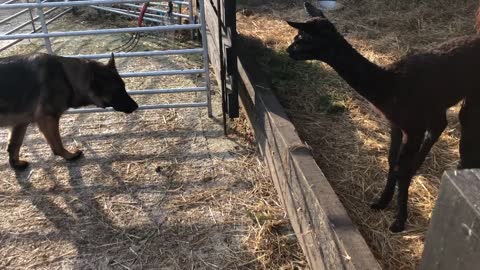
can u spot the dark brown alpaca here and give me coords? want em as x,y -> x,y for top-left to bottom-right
461,5 -> 480,169
476,6 -> 480,33
286,2 -> 480,232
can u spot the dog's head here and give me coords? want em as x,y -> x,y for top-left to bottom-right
90,54 -> 138,114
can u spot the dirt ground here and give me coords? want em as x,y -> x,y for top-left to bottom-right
0,8 -> 306,270
236,0 -> 479,269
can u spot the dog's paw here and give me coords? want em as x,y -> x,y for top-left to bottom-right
389,220 -> 405,233
65,149 -> 83,161
9,159 -> 29,170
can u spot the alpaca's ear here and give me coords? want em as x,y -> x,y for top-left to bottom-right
107,53 -> 116,70
304,2 -> 326,18
287,21 -> 308,31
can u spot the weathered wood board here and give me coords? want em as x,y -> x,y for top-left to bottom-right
419,169 -> 480,270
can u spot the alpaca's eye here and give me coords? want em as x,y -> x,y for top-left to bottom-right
298,34 -> 309,41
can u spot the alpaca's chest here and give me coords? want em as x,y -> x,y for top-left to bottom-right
368,102 -> 389,121
370,97 -> 412,129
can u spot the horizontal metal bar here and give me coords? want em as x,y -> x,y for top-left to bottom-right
0,0 -> 152,10
173,1 -> 188,5
147,10 -> 189,19
122,3 -> 188,18
67,48 -> 203,59
127,86 -> 207,95
0,7 -> 29,24
150,1 -> 189,6
90,5 -> 165,24
3,7 -> 57,35
45,7 -> 72,25
120,69 -> 204,77
0,24 -> 201,40
0,7 -> 71,52
118,5 -> 188,19
0,0 -> 50,24
123,3 -> 188,17
66,102 -> 208,114
1,0 -> 19,5
93,5 -> 186,22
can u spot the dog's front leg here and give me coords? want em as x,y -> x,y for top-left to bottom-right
37,116 -> 83,161
7,124 -> 29,169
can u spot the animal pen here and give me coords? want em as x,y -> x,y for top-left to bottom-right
0,0 -> 303,269
1,0 -> 479,269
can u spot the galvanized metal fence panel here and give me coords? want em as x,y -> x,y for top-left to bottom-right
0,0 -> 212,116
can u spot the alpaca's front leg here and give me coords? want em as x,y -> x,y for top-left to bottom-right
459,98 -> 480,168
414,115 -> 447,169
391,120 -> 446,232
389,132 -> 424,232
371,126 -> 403,210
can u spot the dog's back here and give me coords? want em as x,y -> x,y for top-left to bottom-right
0,53 -> 72,126
0,54 -> 43,111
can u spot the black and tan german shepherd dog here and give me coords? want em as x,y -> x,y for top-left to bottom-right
0,53 -> 138,169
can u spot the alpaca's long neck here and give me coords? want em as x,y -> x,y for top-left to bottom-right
323,38 -> 393,106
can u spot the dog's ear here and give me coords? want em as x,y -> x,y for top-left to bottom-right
304,2 -> 326,18
107,53 -> 116,70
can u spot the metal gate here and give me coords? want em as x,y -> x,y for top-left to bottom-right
204,0 -> 239,134
0,0 -> 212,116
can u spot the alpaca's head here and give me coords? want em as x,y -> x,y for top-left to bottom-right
286,2 -> 341,61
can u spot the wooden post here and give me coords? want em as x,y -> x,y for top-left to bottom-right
203,0 -> 239,119
419,169 -> 480,270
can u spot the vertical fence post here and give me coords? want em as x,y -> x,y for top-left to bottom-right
177,2 -> 182,24
188,0 -> 194,39
35,0 -> 53,54
27,3 -> 36,32
419,169 -> 480,270
198,0 -> 212,117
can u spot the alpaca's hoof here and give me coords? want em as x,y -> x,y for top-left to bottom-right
389,220 -> 405,233
371,201 -> 388,210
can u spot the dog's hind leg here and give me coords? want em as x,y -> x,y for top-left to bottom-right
7,124 -> 29,169
37,116 -> 83,161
